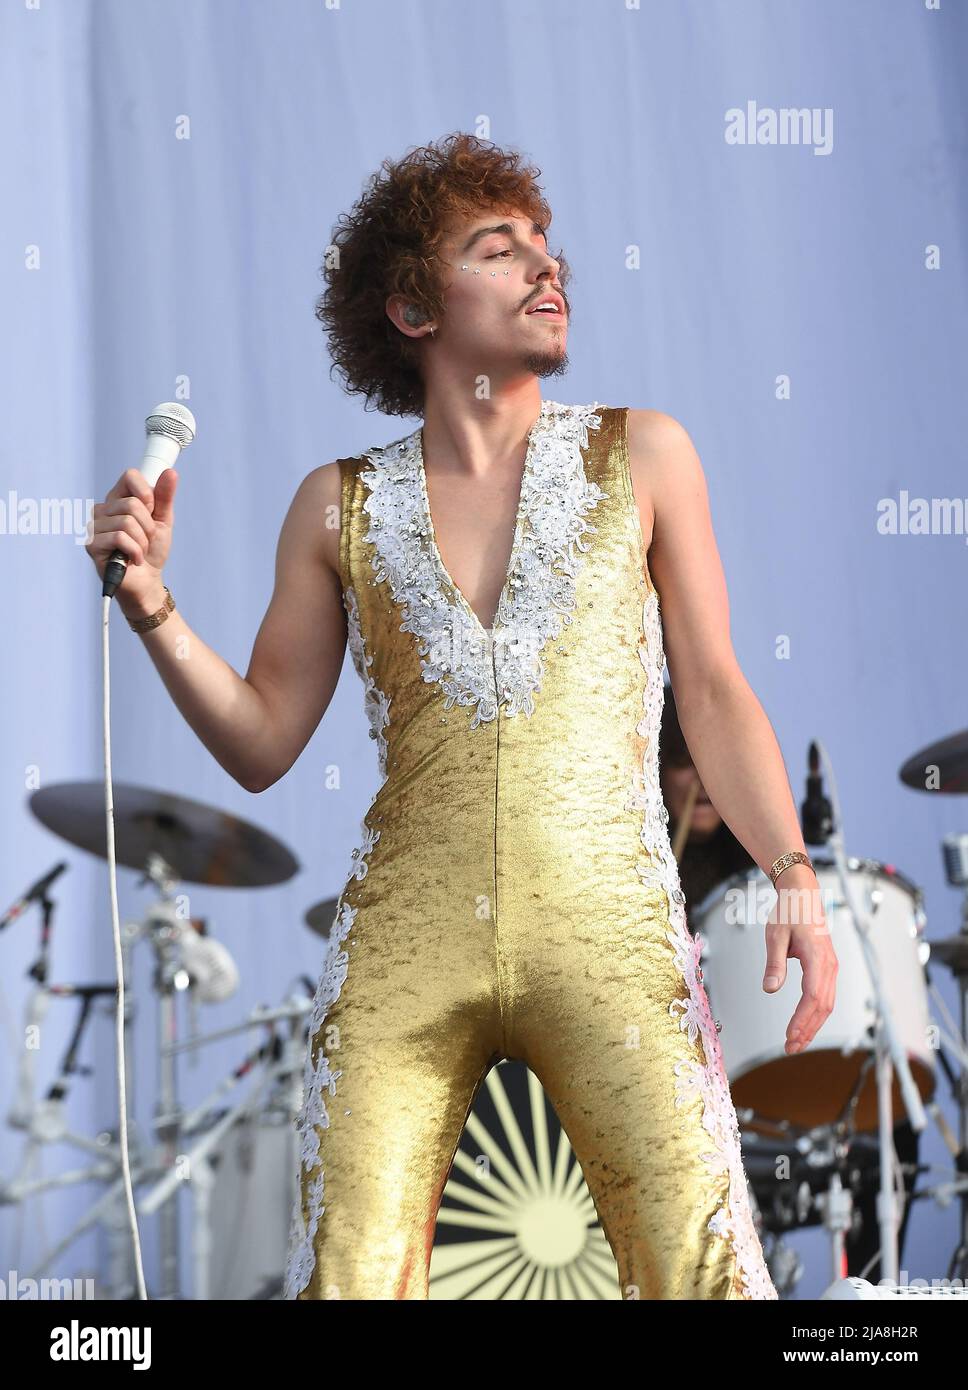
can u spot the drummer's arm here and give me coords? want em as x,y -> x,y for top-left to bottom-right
125,463 -> 347,793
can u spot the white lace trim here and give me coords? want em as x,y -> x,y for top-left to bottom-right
356,400 -> 606,728
282,591 -> 389,1299
342,585 -> 392,778
627,588 -> 778,1300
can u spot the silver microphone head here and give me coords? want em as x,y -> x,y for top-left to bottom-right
145,402 -> 197,448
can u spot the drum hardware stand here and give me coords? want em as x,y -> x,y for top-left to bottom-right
804,1052 -> 886,1281
815,1170 -> 854,1281
6,993 -> 308,1299
842,933 -> 923,1289
147,997 -> 308,1299
0,850 -> 299,1299
826,843 -> 968,1284
121,854 -> 301,1299
737,1108 -> 832,1294
1,861 -> 174,1296
754,1107 -> 863,1284
3,901 -> 310,1299
811,742 -> 928,1286
736,902 -> 924,1287
809,1094 -> 883,1284
1,874 -> 143,1294
934,849 -> 968,1282
84,845 -> 196,1301
12,780 -> 303,1296
139,1024 -> 303,1300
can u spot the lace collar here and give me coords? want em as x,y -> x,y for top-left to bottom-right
359,400 -> 606,727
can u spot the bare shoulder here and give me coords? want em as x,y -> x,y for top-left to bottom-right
626,409 -> 706,536
627,408 -> 701,476
289,458 -> 345,577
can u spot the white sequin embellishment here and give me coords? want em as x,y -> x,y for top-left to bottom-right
343,585 -> 391,777
357,400 -> 606,728
626,586 -> 778,1300
282,588 -> 389,1299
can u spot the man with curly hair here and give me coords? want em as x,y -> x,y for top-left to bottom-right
86,132 -> 835,1301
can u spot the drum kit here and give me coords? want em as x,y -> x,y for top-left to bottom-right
0,779 -> 336,1300
688,730 -> 968,1296
3,719 -> 968,1300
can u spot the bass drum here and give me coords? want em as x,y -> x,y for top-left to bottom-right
689,857 -> 935,1133
206,1109 -> 296,1299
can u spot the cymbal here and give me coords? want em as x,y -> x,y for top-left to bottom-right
928,935 -> 968,974
304,896 -> 341,938
30,781 -> 299,888
900,729 -> 968,793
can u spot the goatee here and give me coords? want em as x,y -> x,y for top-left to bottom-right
522,344 -> 569,379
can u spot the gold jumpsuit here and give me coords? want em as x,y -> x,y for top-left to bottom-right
284,400 -> 778,1300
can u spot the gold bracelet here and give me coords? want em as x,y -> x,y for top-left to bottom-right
127,586 -> 176,634
769,851 -> 814,887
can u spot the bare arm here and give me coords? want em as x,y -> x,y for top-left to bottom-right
628,409 -> 836,1052
111,462 -> 347,793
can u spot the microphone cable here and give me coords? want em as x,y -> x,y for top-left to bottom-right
100,590 -> 148,1301
97,402 -> 195,1300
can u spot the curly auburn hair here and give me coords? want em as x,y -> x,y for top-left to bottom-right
315,132 -> 571,419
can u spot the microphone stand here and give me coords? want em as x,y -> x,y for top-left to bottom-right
809,740 -> 927,1284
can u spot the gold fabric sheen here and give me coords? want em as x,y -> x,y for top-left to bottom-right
290,404 -> 777,1300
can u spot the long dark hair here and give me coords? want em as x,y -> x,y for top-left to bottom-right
658,680 -> 755,929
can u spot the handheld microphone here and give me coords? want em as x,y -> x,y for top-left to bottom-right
102,402 -> 196,598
